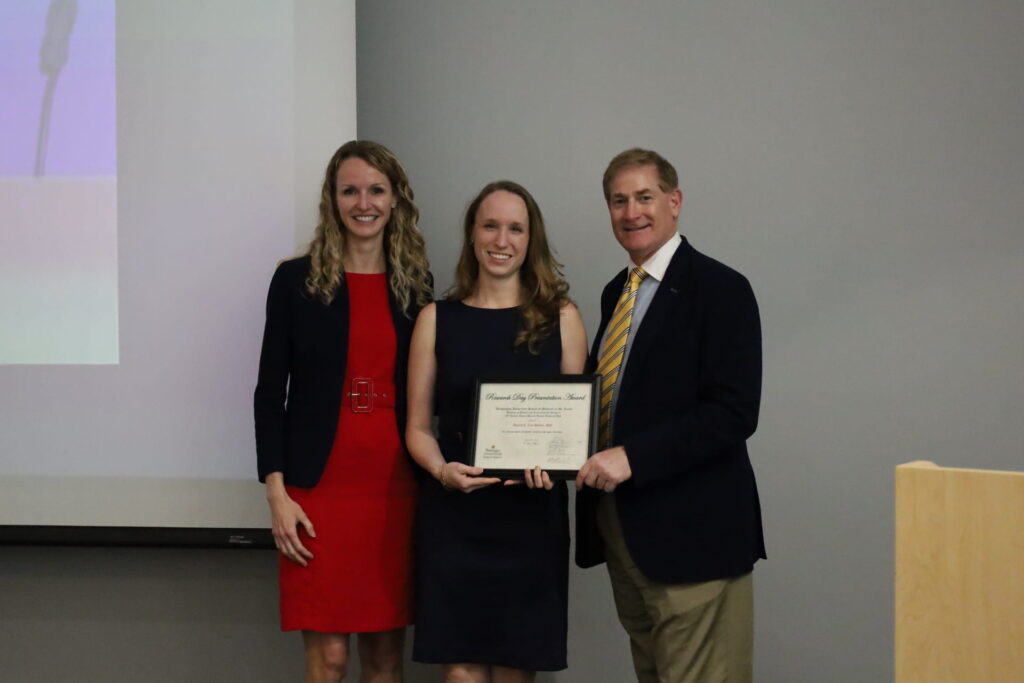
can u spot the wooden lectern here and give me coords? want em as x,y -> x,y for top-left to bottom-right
895,461 -> 1024,682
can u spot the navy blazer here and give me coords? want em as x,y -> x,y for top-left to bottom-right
576,237 -> 766,583
254,255 -> 428,488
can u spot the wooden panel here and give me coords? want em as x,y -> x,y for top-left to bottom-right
895,461 -> 1024,683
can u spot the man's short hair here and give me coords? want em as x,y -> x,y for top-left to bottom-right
602,148 -> 679,202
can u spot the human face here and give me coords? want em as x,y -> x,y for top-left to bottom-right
471,190 -> 530,280
607,164 -> 682,265
334,157 -> 395,244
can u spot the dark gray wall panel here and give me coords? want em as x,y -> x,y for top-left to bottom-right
357,1 -> 1024,681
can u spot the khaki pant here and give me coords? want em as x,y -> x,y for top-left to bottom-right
597,494 -> 753,683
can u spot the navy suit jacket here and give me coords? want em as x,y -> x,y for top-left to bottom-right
254,255 -> 428,487
576,237 -> 766,583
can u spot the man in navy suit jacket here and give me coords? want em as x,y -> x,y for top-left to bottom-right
576,148 -> 765,682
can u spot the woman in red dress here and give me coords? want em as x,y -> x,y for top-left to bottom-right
255,140 -> 432,682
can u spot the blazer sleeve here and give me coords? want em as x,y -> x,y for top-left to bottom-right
624,270 -> 762,487
253,261 -> 294,482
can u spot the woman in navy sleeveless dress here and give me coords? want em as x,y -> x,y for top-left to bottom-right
406,181 -> 588,682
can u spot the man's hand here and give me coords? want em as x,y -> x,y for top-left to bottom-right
575,446 -> 632,492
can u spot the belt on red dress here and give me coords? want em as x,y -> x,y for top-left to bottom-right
340,377 -> 396,412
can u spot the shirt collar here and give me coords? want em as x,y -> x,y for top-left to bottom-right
628,233 -> 682,282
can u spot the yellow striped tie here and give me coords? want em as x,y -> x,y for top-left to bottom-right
598,267 -> 648,446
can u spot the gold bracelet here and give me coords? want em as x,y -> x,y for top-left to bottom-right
437,463 -> 452,491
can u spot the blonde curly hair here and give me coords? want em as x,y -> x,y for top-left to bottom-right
305,140 -> 431,312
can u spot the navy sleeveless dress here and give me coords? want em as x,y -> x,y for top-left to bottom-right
412,300 -> 569,671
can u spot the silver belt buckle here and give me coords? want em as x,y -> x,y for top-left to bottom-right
348,377 -> 373,413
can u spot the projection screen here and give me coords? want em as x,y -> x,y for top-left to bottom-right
0,0 -> 357,545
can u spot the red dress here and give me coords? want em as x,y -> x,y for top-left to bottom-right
280,273 -> 418,633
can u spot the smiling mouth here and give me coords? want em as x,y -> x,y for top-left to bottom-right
621,224 -> 650,232
486,251 -> 512,261
353,216 -> 379,223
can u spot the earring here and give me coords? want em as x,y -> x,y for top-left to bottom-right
391,202 -> 397,208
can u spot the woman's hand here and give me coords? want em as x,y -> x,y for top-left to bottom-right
504,465 -> 554,490
438,461 -> 501,493
524,466 -> 554,490
268,492 -> 315,566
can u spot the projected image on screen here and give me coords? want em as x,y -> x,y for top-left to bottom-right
0,0 -> 117,364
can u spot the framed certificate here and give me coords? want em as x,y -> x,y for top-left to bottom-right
466,375 -> 599,479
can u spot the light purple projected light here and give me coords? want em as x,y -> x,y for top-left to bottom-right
0,0 -> 118,365
0,0 -> 116,176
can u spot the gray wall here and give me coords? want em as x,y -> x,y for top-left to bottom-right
1,547 -> 300,681
2,2 -> 1021,682
355,1 -> 1024,681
